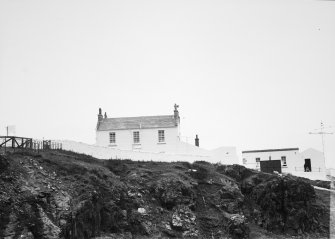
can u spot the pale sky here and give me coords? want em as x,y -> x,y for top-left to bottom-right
1,0 -> 334,167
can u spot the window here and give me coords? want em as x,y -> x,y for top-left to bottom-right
256,158 -> 260,167
281,156 -> 287,166
158,130 -> 165,143
243,158 -> 247,164
109,132 -> 116,144
133,131 -> 140,144
269,156 -> 271,161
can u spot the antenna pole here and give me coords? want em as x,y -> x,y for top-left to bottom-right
321,122 -> 325,160
309,121 -> 333,168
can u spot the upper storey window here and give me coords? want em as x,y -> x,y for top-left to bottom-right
133,131 -> 140,144
158,130 -> 165,143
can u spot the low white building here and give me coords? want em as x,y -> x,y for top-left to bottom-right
242,147 -> 327,180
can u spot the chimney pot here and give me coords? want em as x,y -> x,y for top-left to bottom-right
98,108 -> 103,123
174,104 -> 180,126
195,134 -> 199,147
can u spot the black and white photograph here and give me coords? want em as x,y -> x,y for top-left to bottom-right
0,0 -> 334,238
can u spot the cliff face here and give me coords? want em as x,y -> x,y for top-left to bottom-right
0,151 -> 331,239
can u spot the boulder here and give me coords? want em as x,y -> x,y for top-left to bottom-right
151,177 -> 196,210
171,206 -> 197,231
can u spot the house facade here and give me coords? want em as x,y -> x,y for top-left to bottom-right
242,147 -> 327,180
96,105 -> 182,153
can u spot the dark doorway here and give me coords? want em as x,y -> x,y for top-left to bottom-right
304,158 -> 311,172
260,160 -> 281,174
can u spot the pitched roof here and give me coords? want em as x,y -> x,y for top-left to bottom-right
97,115 -> 177,131
242,148 -> 299,154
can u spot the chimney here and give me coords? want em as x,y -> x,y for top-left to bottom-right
104,112 -> 107,119
98,108 -> 103,123
174,104 -> 180,126
195,135 -> 199,147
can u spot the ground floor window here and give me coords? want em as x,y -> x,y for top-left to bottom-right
281,156 -> 287,166
109,132 -> 116,144
256,158 -> 260,167
158,130 -> 165,142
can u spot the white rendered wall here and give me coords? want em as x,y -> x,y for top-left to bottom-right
96,127 -> 180,153
242,149 -> 327,180
299,148 -> 326,172
60,140 -> 211,163
296,148 -> 327,180
57,140 -> 239,165
242,150 -> 300,171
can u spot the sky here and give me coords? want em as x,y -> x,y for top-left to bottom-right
0,0 -> 334,167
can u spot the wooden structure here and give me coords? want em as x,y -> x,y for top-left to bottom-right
0,136 -> 62,151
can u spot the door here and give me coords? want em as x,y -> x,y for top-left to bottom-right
304,158 -> 311,172
260,160 -> 282,174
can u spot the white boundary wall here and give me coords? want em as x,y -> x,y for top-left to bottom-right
58,140 -> 211,162
56,140 -> 239,164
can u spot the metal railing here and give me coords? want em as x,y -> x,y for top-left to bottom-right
293,166 -> 325,172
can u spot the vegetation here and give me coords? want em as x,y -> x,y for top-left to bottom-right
0,150 -> 332,239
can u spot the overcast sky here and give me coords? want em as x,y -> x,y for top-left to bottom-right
1,0 -> 334,167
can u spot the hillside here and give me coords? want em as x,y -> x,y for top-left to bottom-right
0,150 -> 332,239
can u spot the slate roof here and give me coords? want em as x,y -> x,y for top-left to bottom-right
97,115 -> 177,131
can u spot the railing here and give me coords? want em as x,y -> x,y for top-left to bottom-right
293,166 -> 325,172
0,136 -> 62,152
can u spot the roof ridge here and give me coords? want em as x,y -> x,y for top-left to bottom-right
242,148 -> 299,153
104,115 -> 174,120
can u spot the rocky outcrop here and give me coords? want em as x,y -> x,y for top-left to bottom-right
217,164 -> 330,235
171,205 -> 198,237
0,152 -> 331,239
150,176 -> 196,210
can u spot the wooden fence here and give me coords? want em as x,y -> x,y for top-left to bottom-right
0,136 -> 62,152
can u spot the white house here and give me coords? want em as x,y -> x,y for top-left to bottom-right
242,147 -> 327,180
92,105 -> 239,164
96,104 -> 197,153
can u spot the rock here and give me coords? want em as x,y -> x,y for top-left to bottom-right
59,219 -> 67,227
151,177 -> 196,210
227,214 -> 249,239
137,208 -> 146,214
121,210 -> 127,218
171,206 -> 197,232
243,171 -> 322,234
0,155 -> 9,171
140,221 -> 152,235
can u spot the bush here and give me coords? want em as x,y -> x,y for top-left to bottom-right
104,159 -> 129,176
190,163 -> 210,180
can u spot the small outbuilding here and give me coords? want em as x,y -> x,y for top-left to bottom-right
242,147 -> 327,180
